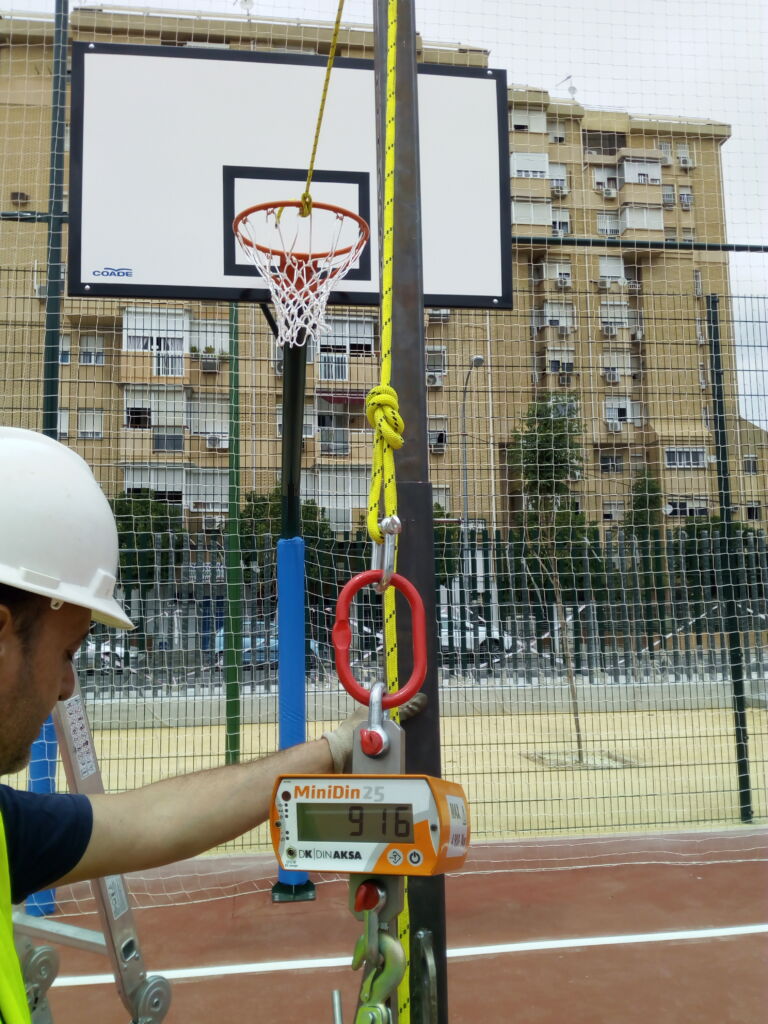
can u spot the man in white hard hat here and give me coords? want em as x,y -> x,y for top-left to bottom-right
0,427 -> 418,1023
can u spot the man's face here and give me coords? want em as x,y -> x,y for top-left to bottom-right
0,601 -> 91,776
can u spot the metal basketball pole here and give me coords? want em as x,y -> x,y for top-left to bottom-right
372,1 -> 449,1019
272,329 -> 316,902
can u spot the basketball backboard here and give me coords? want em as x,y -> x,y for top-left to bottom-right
68,42 -> 511,309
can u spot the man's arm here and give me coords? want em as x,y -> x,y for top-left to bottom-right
53,738 -> 333,886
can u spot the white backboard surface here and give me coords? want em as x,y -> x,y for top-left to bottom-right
68,43 -> 511,308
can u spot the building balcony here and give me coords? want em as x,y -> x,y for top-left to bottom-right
319,426 -> 350,456
189,353 -> 230,381
316,428 -> 369,461
619,182 -> 662,206
118,352 -> 191,387
118,427 -> 188,463
593,418 -> 648,444
510,177 -> 552,200
188,432 -> 230,459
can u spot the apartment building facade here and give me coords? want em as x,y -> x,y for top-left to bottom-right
0,8 -> 764,538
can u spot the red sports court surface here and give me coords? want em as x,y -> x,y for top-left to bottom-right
45,828 -> 767,1023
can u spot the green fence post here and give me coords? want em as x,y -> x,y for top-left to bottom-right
707,293 -> 752,822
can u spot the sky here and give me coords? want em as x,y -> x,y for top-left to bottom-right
7,0 -> 768,417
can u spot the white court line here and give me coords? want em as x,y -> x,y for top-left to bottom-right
52,923 -> 768,987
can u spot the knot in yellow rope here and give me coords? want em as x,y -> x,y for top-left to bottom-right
299,192 -> 313,218
366,384 -> 404,449
366,385 -> 404,544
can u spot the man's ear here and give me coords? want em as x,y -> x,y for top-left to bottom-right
0,604 -> 12,648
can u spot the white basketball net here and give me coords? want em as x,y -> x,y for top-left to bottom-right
233,202 -> 369,348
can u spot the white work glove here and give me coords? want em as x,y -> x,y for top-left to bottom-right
322,693 -> 427,773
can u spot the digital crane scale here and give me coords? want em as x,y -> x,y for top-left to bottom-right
270,774 -> 470,876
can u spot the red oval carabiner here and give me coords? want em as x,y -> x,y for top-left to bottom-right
332,570 -> 427,708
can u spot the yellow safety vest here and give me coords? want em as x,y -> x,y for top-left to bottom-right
0,812 -> 31,1024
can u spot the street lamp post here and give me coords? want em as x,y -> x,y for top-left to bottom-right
460,355 -> 485,655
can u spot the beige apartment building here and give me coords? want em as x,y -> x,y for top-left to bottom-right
0,7 -> 765,538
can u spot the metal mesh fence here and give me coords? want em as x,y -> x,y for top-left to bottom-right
1,268 -> 765,844
0,2 -> 767,914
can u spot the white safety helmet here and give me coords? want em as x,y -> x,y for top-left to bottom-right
0,427 -> 134,630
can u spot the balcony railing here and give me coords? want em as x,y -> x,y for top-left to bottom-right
319,426 -> 350,455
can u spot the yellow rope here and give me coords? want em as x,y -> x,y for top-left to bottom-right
300,0 -> 347,217
365,386 -> 404,543
365,0 -> 412,1018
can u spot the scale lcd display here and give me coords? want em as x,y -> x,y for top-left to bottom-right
296,802 -> 414,843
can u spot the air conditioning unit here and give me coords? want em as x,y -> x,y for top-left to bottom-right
33,284 -> 47,300
606,420 -> 622,432
206,434 -> 228,450
427,308 -> 451,324
598,277 -> 611,290
679,156 -> 694,169
201,356 -> 220,373
604,368 -> 620,384
274,355 -> 284,375
558,374 -> 572,387
426,371 -> 444,388
552,228 -> 566,238
631,328 -> 644,340
556,276 -> 572,289
602,324 -> 617,337
203,516 -> 224,532
551,185 -> 568,198
602,187 -> 617,199
558,325 -> 570,337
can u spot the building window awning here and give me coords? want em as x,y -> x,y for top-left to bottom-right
315,390 -> 367,404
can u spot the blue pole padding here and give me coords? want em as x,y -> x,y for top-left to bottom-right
276,536 -> 309,887
26,716 -> 58,915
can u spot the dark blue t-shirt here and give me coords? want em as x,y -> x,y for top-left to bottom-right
0,784 -> 93,904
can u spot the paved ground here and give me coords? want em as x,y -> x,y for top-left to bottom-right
39,827 -> 768,1023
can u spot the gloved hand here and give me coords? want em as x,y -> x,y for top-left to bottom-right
322,693 -> 427,773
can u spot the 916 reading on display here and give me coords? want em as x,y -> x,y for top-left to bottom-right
297,802 -> 414,843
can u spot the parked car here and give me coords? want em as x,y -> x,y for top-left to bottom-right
215,621 -> 319,671
438,608 -> 516,655
74,637 -> 126,671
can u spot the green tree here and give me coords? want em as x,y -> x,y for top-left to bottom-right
111,489 -> 183,536
110,490 -> 183,585
507,394 -> 585,761
433,501 -> 460,586
239,487 -> 335,603
625,472 -> 667,646
506,395 -> 582,518
625,470 -> 663,537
